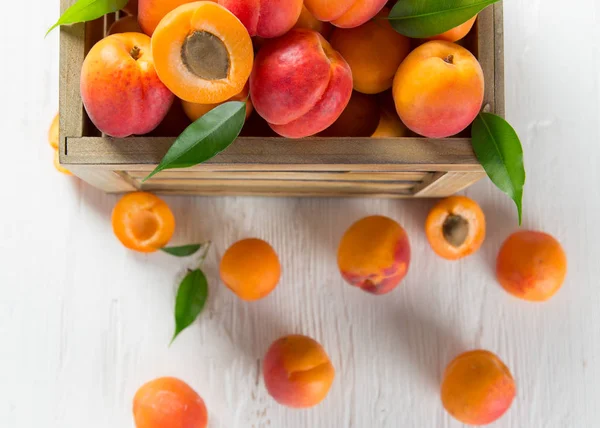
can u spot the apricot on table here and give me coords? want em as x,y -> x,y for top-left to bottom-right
152,2 -> 253,104
81,33 -> 173,137
425,196 -> 486,260
220,238 -> 281,301
293,5 -> 333,38
338,215 -> 411,295
304,0 -> 387,29
112,192 -> 175,253
428,15 -> 477,43
108,15 -> 142,35
263,335 -> 335,408
496,230 -> 567,302
48,113 -> 59,149
133,377 -> 208,428
218,0 -> 303,38
442,350 -> 516,425
330,8 -> 411,94
182,83 -> 253,123
393,40 -> 484,138
250,29 -> 352,138
53,150 -> 72,176
320,91 -> 380,137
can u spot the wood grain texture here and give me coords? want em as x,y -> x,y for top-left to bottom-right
2,1 -> 600,427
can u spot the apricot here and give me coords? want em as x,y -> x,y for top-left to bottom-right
124,0 -> 138,15
250,29 -> 352,138
293,5 -> 333,38
149,98 -> 192,136
138,0 -> 196,36
108,15 -> 142,35
392,40 -> 484,138
371,91 -> 408,138
263,335 -> 335,408
304,0 -> 387,29
338,215 -> 411,295
496,231 -> 567,302
53,150 -> 72,176
152,2 -> 253,104
320,91 -> 380,137
330,8 -> 411,94
81,33 -> 173,137
112,192 -> 175,253
428,15 -> 477,43
218,0 -> 303,38
425,196 -> 486,260
442,350 -> 516,425
220,238 -> 281,301
133,377 -> 208,428
182,83 -> 253,123
48,113 -> 59,149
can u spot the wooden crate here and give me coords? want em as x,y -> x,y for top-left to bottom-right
59,2 -> 504,197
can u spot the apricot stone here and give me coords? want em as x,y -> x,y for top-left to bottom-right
442,350 -> 516,425
338,215 -> 411,295
393,40 -> 484,138
80,33 -> 174,137
496,230 -> 567,302
250,29 -> 352,138
218,0 -> 303,38
304,0 -> 387,29
263,335 -> 335,408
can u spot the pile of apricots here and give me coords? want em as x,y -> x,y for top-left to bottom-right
106,190 -> 567,427
77,0 -> 485,140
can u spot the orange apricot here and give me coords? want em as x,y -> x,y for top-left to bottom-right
138,0 -> 197,36
496,230 -> 567,302
53,150 -> 72,176
81,33 -> 174,137
305,0 -> 387,29
218,0 -> 303,38
133,377 -> 208,428
220,238 -> 281,301
442,350 -> 516,425
181,83 -> 253,123
330,8 -> 411,94
425,196 -> 486,260
320,91 -> 380,137
293,5 -> 333,38
152,2 -> 254,104
263,335 -> 335,408
338,215 -> 411,295
48,113 -> 59,149
372,108 -> 408,138
112,192 -> 175,253
108,15 -> 142,35
428,15 -> 477,43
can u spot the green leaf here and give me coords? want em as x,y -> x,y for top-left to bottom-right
144,101 -> 246,182
472,113 -> 526,225
388,0 -> 499,38
47,0 -> 129,36
161,244 -> 203,257
172,269 -> 209,344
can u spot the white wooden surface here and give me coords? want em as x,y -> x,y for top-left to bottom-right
2,1 -> 600,427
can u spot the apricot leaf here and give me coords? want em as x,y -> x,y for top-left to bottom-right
47,0 -> 128,36
472,113 -> 526,225
144,101 -> 246,182
388,0 -> 499,38
161,244 -> 203,257
172,269 -> 208,344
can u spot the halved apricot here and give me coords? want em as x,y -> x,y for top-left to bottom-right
112,192 -> 175,253
425,196 -> 486,260
181,83 -> 253,122
152,1 -> 254,104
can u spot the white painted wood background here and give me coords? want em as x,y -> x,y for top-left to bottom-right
1,1 -> 599,427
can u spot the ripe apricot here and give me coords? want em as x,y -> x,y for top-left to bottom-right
149,98 -> 192,136
330,8 -> 411,94
81,33 -> 174,137
371,91 -> 408,138
425,196 -> 486,260
48,113 -> 59,149
53,150 -> 72,175
263,335 -> 335,408
338,216 -> 411,295
220,238 -> 281,301
393,40 -> 484,138
218,0 -> 303,38
442,350 -> 516,425
496,231 -> 567,302
138,0 -> 196,36
428,15 -> 477,43
133,377 -> 208,428
320,91 -> 380,137
304,0 -> 387,29
108,15 -> 142,35
152,2 -> 253,104
181,83 -> 253,123
293,5 -> 333,38
250,29 -> 352,138
112,192 -> 175,253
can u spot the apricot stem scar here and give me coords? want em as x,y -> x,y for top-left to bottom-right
444,54 -> 454,64
130,45 -> 141,60
443,215 -> 469,247
182,31 -> 230,80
